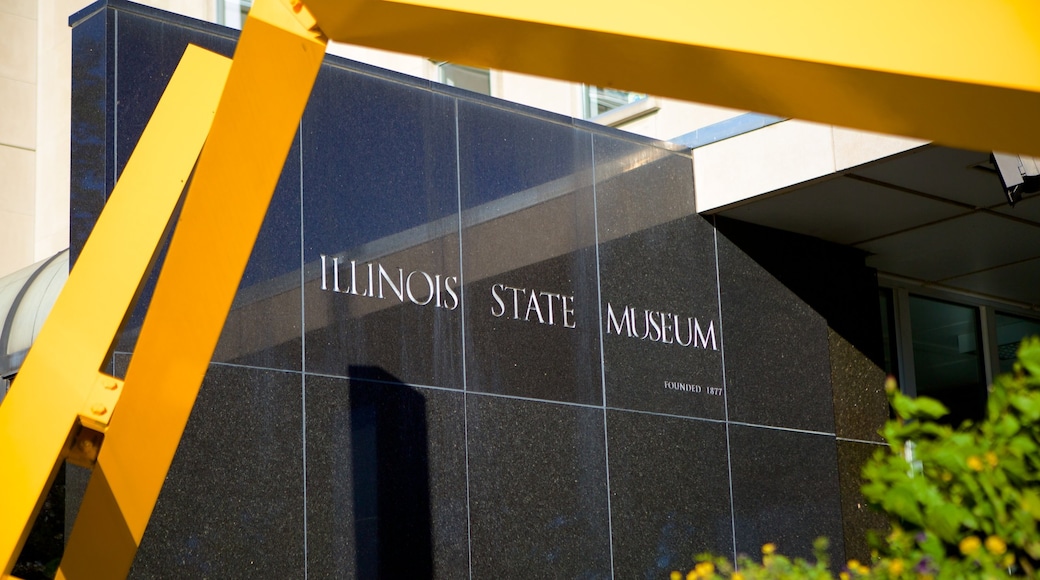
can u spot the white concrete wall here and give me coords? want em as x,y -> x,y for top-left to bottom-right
0,0 -> 215,278
0,0 -> 38,277
693,120 -> 927,212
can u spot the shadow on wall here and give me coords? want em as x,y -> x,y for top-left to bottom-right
713,216 -> 884,366
348,365 -> 433,578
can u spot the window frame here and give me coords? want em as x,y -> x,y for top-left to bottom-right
880,275 -> 1039,398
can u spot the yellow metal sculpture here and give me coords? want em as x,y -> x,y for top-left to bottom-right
1,0 -> 1038,576
305,0 -> 1040,157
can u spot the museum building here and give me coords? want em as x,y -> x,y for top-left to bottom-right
2,0 -> 1040,577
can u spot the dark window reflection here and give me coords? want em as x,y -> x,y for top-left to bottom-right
909,295 -> 985,425
348,367 -> 433,578
995,312 -> 1040,374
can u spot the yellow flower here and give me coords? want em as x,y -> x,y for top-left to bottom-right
687,571 -> 697,580
885,376 -> 898,392
985,451 -> 999,467
888,558 -> 904,575
1002,554 -> 1015,567
839,573 -> 850,580
967,456 -> 984,471
732,573 -> 745,580
846,559 -> 870,575
762,543 -> 776,556
985,535 -> 1007,555
670,572 -> 682,580
960,535 -> 982,555
695,562 -> 715,577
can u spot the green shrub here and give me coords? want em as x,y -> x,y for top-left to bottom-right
672,336 -> 1040,579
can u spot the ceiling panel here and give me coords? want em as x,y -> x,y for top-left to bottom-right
993,193 -> 1040,226
944,257 -> 1040,307
857,212 -> 1040,281
850,146 -> 1003,208
718,176 -> 967,245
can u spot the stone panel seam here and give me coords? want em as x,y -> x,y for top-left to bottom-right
712,215 -> 739,562
605,406 -> 727,424
112,11 -> 118,183
454,97 -> 475,580
837,437 -> 887,446
209,360 -> 302,375
729,420 -> 836,437
590,134 -> 617,579
298,122 -> 309,579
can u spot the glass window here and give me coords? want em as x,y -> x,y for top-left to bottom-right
217,0 -> 251,29
908,295 -> 986,425
583,86 -> 646,118
436,63 -> 491,95
995,312 -> 1040,374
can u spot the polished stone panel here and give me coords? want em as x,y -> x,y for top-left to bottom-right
130,365 -> 304,578
829,330 -> 888,442
607,410 -> 733,577
837,440 -> 890,563
458,101 -> 602,404
302,66 -> 463,388
69,5 -> 111,265
466,395 -> 611,578
69,5 -> 871,576
729,424 -> 845,563
305,373 -> 469,579
716,228 -> 835,433
112,11 -> 235,179
595,135 -> 724,419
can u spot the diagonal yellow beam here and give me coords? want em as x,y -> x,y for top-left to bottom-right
0,45 -> 230,577
304,0 -> 1040,156
57,0 -> 327,577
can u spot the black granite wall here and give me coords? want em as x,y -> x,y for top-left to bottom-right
69,2 -> 888,576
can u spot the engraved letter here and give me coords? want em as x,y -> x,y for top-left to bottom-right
507,286 -> 524,320
646,310 -> 662,342
635,308 -> 650,339
320,254 -> 328,290
660,312 -> 673,344
541,292 -> 560,325
525,291 -> 545,324
406,270 -> 435,306
347,260 -> 359,295
361,262 -> 374,297
332,256 -> 342,293
490,283 -> 506,317
377,264 -> 405,302
562,295 -> 576,329
443,277 -> 460,311
694,319 -> 718,350
675,316 -> 694,347
605,302 -> 631,335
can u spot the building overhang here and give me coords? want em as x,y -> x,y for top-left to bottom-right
695,121 -> 1040,310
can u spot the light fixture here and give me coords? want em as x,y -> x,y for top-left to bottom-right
991,152 -> 1040,207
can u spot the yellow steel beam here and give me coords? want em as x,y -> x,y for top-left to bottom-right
57,0 -> 327,576
0,45 -> 230,577
303,0 -> 1040,156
